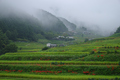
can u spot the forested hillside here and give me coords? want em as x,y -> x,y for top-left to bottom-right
0,12 -> 44,41
0,9 -> 69,42
0,30 -> 18,55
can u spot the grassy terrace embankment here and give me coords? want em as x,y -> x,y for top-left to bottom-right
0,61 -> 119,65
0,37 -> 120,79
0,73 -> 120,80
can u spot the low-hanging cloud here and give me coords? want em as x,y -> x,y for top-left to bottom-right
0,0 -> 120,36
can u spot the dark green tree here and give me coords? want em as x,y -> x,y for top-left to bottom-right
4,43 -> 18,53
84,38 -> 89,42
0,29 -> 18,54
115,26 -> 120,33
42,47 -> 49,51
0,29 -> 9,49
0,29 -> 9,54
6,30 -> 11,40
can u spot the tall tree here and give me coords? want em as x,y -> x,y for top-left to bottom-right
0,29 -> 9,54
0,29 -> 9,49
115,26 -> 120,33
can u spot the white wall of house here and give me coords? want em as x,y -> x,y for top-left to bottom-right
47,43 -> 51,47
47,43 -> 57,47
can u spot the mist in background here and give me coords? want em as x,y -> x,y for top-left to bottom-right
0,0 -> 120,36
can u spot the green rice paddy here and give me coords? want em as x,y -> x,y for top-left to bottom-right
1,37 -> 120,79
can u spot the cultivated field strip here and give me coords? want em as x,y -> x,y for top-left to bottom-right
0,73 -> 120,80
0,61 -> 118,65
1,37 -> 120,79
5,52 -> 89,55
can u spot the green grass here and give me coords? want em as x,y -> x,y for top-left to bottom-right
110,33 -> 120,37
15,42 -> 44,48
5,52 -> 89,55
0,73 -> 120,80
0,52 -> 88,61
0,64 -> 118,66
1,35 -> 120,79
0,60 -> 118,65
42,37 -> 120,52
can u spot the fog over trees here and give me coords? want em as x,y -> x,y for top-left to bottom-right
0,0 -> 120,36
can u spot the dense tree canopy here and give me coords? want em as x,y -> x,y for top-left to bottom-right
0,29 -> 18,55
0,29 -> 9,50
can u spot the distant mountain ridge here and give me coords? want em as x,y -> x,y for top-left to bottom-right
35,9 -> 68,32
58,17 -> 76,31
0,7 -> 79,41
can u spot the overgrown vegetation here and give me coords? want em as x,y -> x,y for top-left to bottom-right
0,11 -> 69,42
0,30 -> 18,55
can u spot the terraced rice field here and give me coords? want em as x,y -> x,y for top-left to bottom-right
0,37 -> 120,80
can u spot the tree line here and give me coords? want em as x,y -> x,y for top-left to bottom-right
0,30 -> 18,55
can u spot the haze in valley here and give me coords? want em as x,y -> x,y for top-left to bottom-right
0,0 -> 120,36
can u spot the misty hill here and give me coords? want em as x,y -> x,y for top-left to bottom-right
0,9 -> 62,41
35,9 -> 68,32
0,12 -> 44,41
58,17 -> 76,31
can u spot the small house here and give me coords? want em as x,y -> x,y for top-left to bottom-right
66,36 -> 74,39
47,43 -> 51,47
47,43 -> 57,48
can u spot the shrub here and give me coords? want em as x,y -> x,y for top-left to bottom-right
4,43 -> 18,53
51,62 -> 58,65
115,50 -> 118,54
84,38 -> 89,42
119,62 -> 120,66
114,77 -> 118,80
42,47 -> 49,51
51,62 -> 54,65
19,47 -> 22,50
98,51 -> 101,54
60,62 -> 64,65
107,50 -> 110,54
91,78 -> 95,80
90,51 -> 94,55
54,62 -> 58,65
